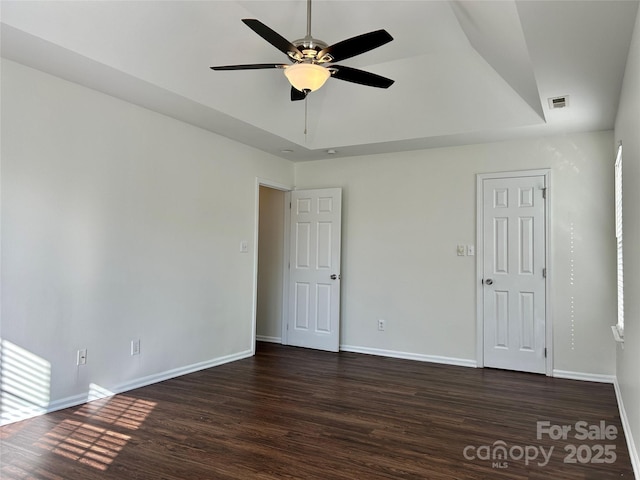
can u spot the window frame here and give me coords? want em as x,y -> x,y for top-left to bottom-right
614,144 -> 624,339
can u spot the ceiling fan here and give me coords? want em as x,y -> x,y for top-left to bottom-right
210,0 -> 395,101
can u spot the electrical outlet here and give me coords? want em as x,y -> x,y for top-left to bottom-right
131,339 -> 141,356
378,319 -> 385,331
77,348 -> 87,365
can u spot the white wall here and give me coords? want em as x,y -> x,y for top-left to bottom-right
0,59 -> 294,423
295,131 -> 617,375
614,6 -> 640,474
256,186 -> 285,341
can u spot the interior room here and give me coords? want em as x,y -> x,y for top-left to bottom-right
1,0 -> 639,478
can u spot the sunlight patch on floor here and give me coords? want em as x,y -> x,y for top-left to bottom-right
34,419 -> 130,471
74,392 -> 156,430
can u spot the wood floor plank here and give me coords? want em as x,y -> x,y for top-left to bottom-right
1,343 -> 634,479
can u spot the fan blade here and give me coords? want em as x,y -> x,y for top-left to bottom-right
317,29 -> 393,63
331,65 -> 394,88
290,87 -> 308,101
210,64 -> 286,71
242,19 -> 302,60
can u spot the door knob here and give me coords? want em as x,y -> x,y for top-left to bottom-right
330,274 -> 340,280
485,278 -> 493,285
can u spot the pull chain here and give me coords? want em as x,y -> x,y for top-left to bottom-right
304,97 -> 308,142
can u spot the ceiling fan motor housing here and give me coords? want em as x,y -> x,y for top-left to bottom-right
292,37 -> 332,63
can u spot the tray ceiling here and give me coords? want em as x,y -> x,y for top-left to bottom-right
2,1 -> 638,161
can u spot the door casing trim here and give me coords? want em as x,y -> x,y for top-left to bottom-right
252,178 -> 293,355
475,169 -> 552,375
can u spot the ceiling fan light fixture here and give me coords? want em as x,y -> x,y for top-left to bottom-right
284,63 -> 330,92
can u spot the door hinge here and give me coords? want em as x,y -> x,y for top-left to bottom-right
544,347 -> 547,358
543,267 -> 546,278
541,187 -> 547,199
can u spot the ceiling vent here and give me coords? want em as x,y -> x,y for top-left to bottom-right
548,95 -> 569,109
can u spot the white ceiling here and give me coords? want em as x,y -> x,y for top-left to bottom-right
1,0 -> 638,161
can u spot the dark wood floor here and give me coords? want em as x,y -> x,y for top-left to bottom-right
1,343 -> 633,479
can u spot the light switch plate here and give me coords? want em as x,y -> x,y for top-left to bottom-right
240,240 -> 249,253
467,245 -> 475,256
457,245 -> 466,256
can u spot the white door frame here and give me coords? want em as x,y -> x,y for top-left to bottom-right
281,190 -> 291,346
475,169 -> 553,375
252,178 -> 293,355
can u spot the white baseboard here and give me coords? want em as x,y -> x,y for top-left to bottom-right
114,349 -> 253,393
552,369 -> 616,383
339,344 -> 477,368
614,377 -> 640,479
0,349 -> 253,426
256,335 -> 282,344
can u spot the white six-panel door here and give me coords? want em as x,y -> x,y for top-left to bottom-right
482,175 -> 547,374
287,188 -> 342,352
